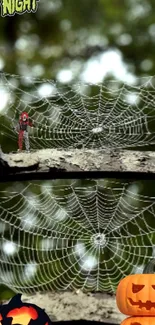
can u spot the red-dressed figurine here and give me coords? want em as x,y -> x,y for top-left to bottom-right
16,112 -> 33,152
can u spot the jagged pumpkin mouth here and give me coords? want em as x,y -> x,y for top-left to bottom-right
128,298 -> 155,310
0,307 -> 49,325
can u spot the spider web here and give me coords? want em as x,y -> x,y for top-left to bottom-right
1,72 -> 155,150
0,179 -> 155,293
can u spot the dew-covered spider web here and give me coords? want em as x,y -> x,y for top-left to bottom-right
1,72 -> 155,151
0,179 -> 155,294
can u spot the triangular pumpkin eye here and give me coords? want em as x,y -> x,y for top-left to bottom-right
152,285 -> 155,290
132,284 -> 145,293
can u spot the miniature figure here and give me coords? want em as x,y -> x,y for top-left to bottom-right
16,112 -> 33,152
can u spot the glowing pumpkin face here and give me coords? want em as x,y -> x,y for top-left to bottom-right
0,294 -> 51,325
116,274 -> 155,316
7,306 -> 38,325
121,316 -> 155,325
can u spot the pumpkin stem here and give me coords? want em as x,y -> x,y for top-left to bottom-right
143,259 -> 155,274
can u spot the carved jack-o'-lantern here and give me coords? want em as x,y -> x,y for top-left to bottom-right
116,259 -> 155,316
0,294 -> 51,325
121,316 -> 155,325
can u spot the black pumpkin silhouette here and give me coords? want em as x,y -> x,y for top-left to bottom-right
0,294 -> 52,325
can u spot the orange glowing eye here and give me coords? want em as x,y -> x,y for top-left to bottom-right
132,284 -> 145,293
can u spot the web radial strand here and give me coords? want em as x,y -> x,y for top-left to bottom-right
0,179 -> 155,293
1,73 -> 155,149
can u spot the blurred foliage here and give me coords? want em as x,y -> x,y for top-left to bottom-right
0,0 -> 155,78
0,0 -> 155,301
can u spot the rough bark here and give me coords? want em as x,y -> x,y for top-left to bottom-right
18,291 -> 126,324
0,147 -> 155,181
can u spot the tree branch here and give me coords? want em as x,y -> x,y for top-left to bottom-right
0,147 -> 155,182
19,291 -> 126,324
